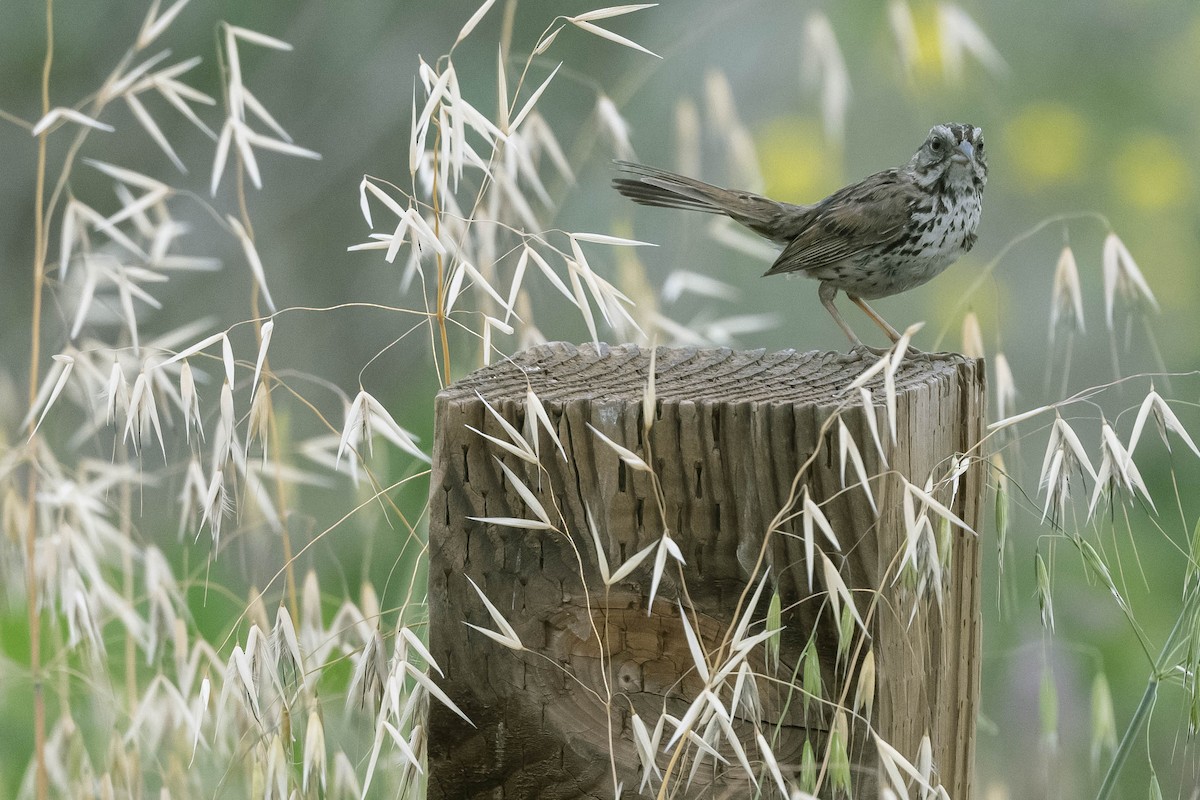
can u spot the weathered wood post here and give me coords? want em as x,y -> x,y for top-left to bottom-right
427,342 -> 985,799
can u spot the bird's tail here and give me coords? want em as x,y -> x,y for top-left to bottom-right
611,161 -> 735,214
611,161 -> 803,243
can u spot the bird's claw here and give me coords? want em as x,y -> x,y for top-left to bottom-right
847,343 -> 961,362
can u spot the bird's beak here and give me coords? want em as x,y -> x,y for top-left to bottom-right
953,140 -> 975,163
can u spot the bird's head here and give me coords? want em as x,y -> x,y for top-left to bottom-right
909,123 -> 987,192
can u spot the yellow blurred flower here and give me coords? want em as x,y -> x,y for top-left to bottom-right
890,1 -> 1006,85
756,116 -> 841,202
1110,132 -> 1191,211
895,1 -> 944,83
1003,104 -> 1087,187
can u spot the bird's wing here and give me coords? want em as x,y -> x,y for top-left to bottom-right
763,169 -> 917,277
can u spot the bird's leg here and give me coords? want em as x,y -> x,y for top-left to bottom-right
848,295 -> 902,343
820,285 -> 946,359
847,294 -> 961,360
821,284 -> 900,357
819,283 -> 865,347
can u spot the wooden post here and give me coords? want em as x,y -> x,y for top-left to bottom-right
427,342 -> 984,799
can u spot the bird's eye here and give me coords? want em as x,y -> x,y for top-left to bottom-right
930,139 -> 943,152
977,139 -> 985,152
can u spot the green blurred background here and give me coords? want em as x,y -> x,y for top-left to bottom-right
3,0 -> 1200,797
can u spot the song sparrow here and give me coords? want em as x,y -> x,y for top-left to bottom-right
613,123 -> 987,349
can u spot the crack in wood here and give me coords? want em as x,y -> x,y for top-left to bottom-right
428,343 -> 984,800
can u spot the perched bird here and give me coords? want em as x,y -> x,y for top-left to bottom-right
613,123 -> 987,350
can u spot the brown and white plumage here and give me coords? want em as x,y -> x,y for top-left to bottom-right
613,123 -> 988,347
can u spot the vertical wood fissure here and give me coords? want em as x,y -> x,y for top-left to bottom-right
427,343 -> 985,799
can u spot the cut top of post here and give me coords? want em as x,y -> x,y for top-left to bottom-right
441,341 -> 974,406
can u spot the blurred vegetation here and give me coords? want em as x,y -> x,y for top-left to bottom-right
3,0 -> 1200,797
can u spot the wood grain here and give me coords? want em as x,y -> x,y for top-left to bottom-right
427,343 -> 984,799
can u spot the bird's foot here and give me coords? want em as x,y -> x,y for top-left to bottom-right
847,343 -> 962,362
